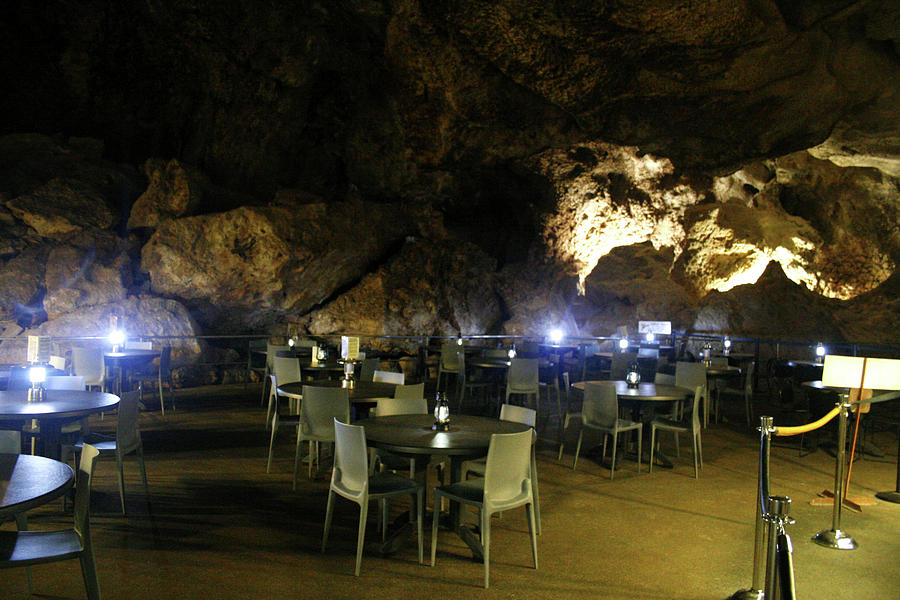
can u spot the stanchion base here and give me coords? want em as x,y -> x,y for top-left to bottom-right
727,588 -> 763,600
813,528 -> 857,550
875,490 -> 900,503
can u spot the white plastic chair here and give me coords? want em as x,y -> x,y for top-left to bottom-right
73,390 -> 148,514
504,358 -> 541,413
48,355 -> 66,371
436,343 -> 460,392
675,361 -> 709,425
372,370 -> 404,385
358,358 -> 379,383
431,429 -> 538,589
461,404 -> 542,534
720,361 -> 756,427
393,382 -> 424,400
71,348 -> 105,391
0,444 -> 101,600
322,420 -> 423,576
293,386 -> 350,489
259,344 -> 290,405
650,385 -> 704,478
572,382 -> 642,480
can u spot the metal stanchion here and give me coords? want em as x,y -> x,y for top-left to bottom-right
728,416 -> 773,600
764,496 -> 795,600
813,399 -> 858,550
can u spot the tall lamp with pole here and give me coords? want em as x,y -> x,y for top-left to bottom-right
814,355 -> 900,550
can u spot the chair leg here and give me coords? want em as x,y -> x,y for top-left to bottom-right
137,446 -> 149,499
355,499 -> 368,576
530,448 -> 542,535
322,490 -> 335,552
116,451 -> 127,515
635,428 -> 642,474
481,507 -> 491,589
692,433 -> 700,479
526,502 -> 538,570
572,429 -> 584,470
558,414 -> 571,461
79,547 -> 101,600
266,414 -> 279,473
430,492 -> 442,566
609,432 -> 617,481
415,489 -> 424,565
649,427 -> 657,473
292,432 -> 303,490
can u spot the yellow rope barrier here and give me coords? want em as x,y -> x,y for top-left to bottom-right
774,405 -> 842,437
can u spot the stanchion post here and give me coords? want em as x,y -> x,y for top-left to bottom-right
763,496 -> 794,600
813,399 -> 857,550
728,415 -> 773,600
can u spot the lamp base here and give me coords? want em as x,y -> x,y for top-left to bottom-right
432,422 -> 450,432
813,528 -> 857,550
727,589 -> 763,600
875,490 -> 900,503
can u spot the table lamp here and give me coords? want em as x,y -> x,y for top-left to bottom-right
815,355 -> 900,549
815,342 -> 826,363
618,338 -> 629,351
625,361 -> 641,388
433,392 -> 450,431
108,329 -> 125,353
28,364 -> 46,402
723,336 -> 731,356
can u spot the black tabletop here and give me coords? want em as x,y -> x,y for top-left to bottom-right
356,414 -> 530,456
277,380 -> 398,403
0,453 -> 75,518
573,380 -> 692,403
0,389 -> 120,420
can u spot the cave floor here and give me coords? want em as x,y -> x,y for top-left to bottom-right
3,383 -> 898,600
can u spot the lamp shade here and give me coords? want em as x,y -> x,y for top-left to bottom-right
822,355 -> 900,391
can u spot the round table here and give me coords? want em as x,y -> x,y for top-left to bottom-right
0,453 -> 75,519
355,413 -> 531,557
105,349 -> 160,394
0,390 -> 120,459
277,380 -> 398,403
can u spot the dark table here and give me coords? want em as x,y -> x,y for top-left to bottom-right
0,390 -> 120,460
0,453 -> 74,520
277,380 -> 399,419
356,413 -> 531,558
104,349 -> 160,394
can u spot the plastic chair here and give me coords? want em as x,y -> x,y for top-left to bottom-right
393,382 -> 425,400
456,351 -> 495,411
431,429 -> 538,589
267,356 -> 302,427
133,347 -> 176,415
259,344 -> 290,405
73,390 -> 149,514
0,444 -> 101,600
557,372 -> 581,460
373,370 -> 404,384
71,347 -> 105,391
572,382 -> 642,479
461,404 -> 542,534
675,361 -> 707,422
504,358 -> 541,414
322,420 -> 423,576
436,343 -> 460,392
293,386 -> 350,489
48,355 -> 67,371
720,361 -> 755,427
650,385 -> 704,478
358,358 -> 379,382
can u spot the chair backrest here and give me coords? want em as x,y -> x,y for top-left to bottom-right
74,443 -> 100,539
300,385 -> 350,439
125,341 -> 153,350
332,420 -> 369,494
744,361 -> 755,393
484,349 -> 508,359
499,404 -> 536,427
393,382 -> 424,400
507,358 -> 539,391
582,381 -> 619,429
116,390 -> 143,454
610,352 -> 638,380
44,375 -> 86,390
374,396 -> 428,417
690,385 -> 704,430
676,361 -> 707,390
273,356 -> 302,386
0,430 -> 21,453
266,344 -> 291,370
48,355 -> 67,371
71,347 -> 104,385
517,341 -> 540,359
483,429 -> 533,505
709,356 -> 728,366
359,358 -> 379,382
440,343 -> 460,370
654,372 -> 676,386
373,370 -> 405,385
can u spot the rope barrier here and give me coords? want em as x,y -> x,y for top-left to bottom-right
773,405 -> 841,437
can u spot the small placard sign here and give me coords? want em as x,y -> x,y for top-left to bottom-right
638,321 -> 672,335
27,335 -> 51,364
341,336 -> 360,361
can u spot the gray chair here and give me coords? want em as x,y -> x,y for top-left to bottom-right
0,444 -> 101,600
431,429 -> 538,589
393,382 -> 425,400
650,385 -> 704,478
293,386 -> 350,488
133,347 -> 175,415
322,419 -> 423,576
71,347 -> 105,392
74,390 -> 149,514
572,381 -> 642,480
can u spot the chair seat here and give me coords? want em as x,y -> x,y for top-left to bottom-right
651,417 -> 689,432
0,529 -> 84,565
435,478 -> 485,504
369,472 -> 423,496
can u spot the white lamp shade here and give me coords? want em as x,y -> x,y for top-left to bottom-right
822,355 -> 900,391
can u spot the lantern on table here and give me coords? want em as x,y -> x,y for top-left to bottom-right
28,365 -> 46,402
433,392 -> 450,431
625,361 -> 641,388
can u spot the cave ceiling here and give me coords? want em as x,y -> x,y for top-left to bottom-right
0,1 -> 899,344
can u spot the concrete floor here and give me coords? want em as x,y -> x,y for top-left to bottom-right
2,383 -> 898,599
